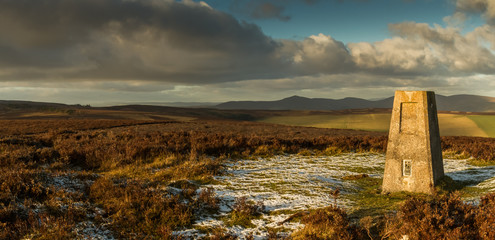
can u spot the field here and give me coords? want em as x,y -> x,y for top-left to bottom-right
0,117 -> 494,239
469,115 -> 495,137
258,112 -> 495,137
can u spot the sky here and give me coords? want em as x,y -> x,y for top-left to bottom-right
0,0 -> 495,106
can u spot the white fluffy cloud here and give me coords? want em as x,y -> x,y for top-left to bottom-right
349,22 -> 495,75
281,34 -> 355,74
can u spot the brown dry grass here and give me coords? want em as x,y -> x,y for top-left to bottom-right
0,119 -> 494,239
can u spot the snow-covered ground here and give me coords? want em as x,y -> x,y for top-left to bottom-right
180,153 -> 495,239
45,173 -> 115,240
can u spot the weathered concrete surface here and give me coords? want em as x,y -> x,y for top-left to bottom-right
382,91 -> 444,194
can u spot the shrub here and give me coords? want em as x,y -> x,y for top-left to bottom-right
89,177 -> 194,238
291,205 -> 363,240
0,168 -> 50,205
383,192 -> 478,240
196,187 -> 220,213
476,193 -> 495,239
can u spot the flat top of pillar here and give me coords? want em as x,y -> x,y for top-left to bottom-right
395,90 -> 435,94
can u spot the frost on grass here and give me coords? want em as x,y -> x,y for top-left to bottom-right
184,153 -> 385,239
444,159 -> 495,192
73,220 -> 115,240
213,153 -> 384,211
180,153 -> 495,239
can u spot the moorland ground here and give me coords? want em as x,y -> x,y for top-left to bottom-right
1,108 -> 495,239
3,103 -> 493,137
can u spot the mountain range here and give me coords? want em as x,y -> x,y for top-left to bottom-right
215,94 -> 495,112
0,94 -> 494,116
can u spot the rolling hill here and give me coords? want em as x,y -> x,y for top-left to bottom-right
216,94 -> 495,112
0,96 -> 494,137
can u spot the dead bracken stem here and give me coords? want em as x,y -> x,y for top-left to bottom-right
360,216 -> 374,240
330,187 -> 340,206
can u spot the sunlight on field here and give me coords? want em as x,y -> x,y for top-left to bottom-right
152,114 -> 196,121
259,114 -> 391,132
20,112 -> 70,117
468,115 -> 495,138
259,113 -> 494,137
16,110 -> 196,121
438,114 -> 488,137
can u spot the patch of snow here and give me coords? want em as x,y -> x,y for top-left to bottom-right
73,221 -> 115,240
210,153 -> 385,212
42,172 -> 116,239
180,154 -> 495,239
47,173 -> 95,194
444,159 -> 495,190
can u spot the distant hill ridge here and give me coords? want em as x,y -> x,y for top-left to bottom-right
215,94 -> 495,112
0,94 -> 494,113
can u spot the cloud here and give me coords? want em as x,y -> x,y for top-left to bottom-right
443,12 -> 467,28
472,24 -> 495,50
229,0 -> 323,22
455,0 -> 495,24
0,0 -> 287,83
0,0 -> 360,84
281,34 -> 355,74
1,0 -> 495,99
251,2 -> 291,21
348,22 -> 495,75
229,0 -> 290,22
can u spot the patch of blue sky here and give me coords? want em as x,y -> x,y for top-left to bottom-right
199,0 -> 484,43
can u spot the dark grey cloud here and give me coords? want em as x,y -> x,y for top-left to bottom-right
0,0 -> 280,53
229,0 -> 323,22
0,0 -> 362,84
252,2 -> 291,21
229,0 -> 290,21
455,0 -> 495,24
0,0 -> 291,83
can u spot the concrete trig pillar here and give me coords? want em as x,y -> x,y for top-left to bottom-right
382,91 -> 444,194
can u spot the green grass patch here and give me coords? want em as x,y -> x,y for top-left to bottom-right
346,174 -> 492,219
345,176 -> 430,218
443,151 -> 472,160
268,209 -> 301,216
468,159 -> 495,166
468,115 -> 495,138
459,186 -> 489,199
438,114 -> 488,137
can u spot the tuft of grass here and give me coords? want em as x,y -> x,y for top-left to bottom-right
443,151 -> 472,160
224,197 -> 265,228
321,146 -> 345,156
342,174 -> 369,180
297,148 -> 313,156
196,187 -> 220,214
152,157 -> 222,184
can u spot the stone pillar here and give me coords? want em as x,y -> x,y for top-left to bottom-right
382,91 -> 444,194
